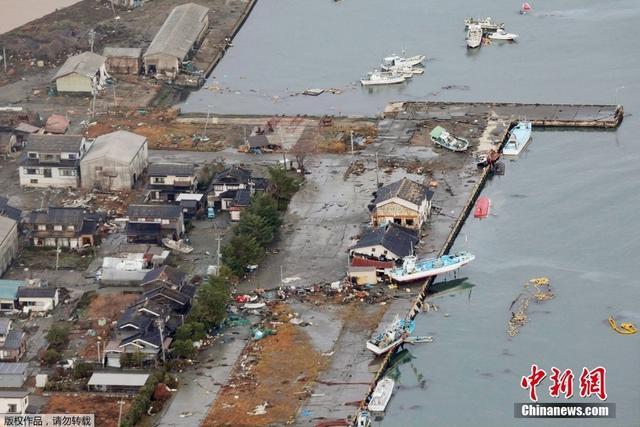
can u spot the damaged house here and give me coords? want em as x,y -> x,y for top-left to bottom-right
350,223 -> 419,261
206,166 -> 266,217
371,178 -> 434,230
147,163 -> 198,203
25,207 -> 101,248
52,52 -> 108,94
126,205 -> 185,243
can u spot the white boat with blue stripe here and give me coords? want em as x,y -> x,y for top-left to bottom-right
503,121 -> 532,156
387,251 -> 475,283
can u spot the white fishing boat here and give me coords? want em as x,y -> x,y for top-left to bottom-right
464,17 -> 505,32
368,377 -> 395,412
502,121 -> 532,156
387,252 -> 475,283
162,238 -> 194,254
366,315 -> 415,355
361,70 -> 405,86
466,24 -> 483,48
488,28 -> 519,41
381,54 -> 426,71
356,410 -> 372,427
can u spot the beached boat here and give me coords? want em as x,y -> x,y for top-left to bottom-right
381,54 -> 426,71
476,149 -> 501,168
464,17 -> 505,32
609,316 -> 638,335
356,410 -> 372,427
361,70 -> 405,86
466,23 -> 483,48
368,377 -> 395,412
474,196 -> 491,218
162,238 -> 194,254
430,126 -> 470,151
503,121 -> 532,156
388,252 -> 475,283
366,315 -> 415,356
489,28 -> 519,41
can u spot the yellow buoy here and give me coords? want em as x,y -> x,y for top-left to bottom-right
609,316 -> 638,335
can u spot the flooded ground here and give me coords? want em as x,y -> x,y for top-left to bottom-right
0,0 -> 80,34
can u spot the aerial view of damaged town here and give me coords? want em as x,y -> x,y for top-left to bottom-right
0,0 -> 637,426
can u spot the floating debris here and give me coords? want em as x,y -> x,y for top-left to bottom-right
508,277 -> 554,336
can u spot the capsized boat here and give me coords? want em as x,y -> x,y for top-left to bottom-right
466,24 -> 483,48
387,252 -> 475,283
381,54 -> 426,71
474,196 -> 490,218
489,28 -> 519,41
464,17 -> 505,32
430,126 -> 470,151
502,121 -> 532,156
366,315 -> 415,355
361,70 -> 406,86
609,316 -> 638,335
368,377 -> 395,412
162,238 -> 194,254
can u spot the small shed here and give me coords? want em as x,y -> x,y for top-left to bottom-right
348,266 -> 377,285
103,47 -> 142,75
0,362 -> 28,388
80,130 -> 148,190
87,372 -> 150,393
16,287 -> 59,313
52,52 -> 108,94
0,280 -> 22,312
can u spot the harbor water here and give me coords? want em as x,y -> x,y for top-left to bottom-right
0,0 -> 81,34
183,0 -> 640,425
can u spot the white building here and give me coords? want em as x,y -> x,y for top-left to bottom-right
0,216 -> 18,277
16,287 -> 59,313
19,135 -> 92,188
371,178 -> 434,230
52,52 -> 108,94
80,130 -> 148,190
0,390 -> 29,414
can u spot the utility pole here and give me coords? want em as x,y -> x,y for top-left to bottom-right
96,339 -> 102,364
350,130 -> 354,156
2,47 -> 6,73
112,83 -> 117,106
215,234 -> 222,275
117,400 -> 125,427
157,319 -> 166,363
88,30 -> 95,53
55,242 -> 60,271
203,105 -> 211,139
280,265 -> 284,290
375,151 -> 380,189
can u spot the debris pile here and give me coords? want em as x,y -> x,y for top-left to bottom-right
507,277 -> 554,337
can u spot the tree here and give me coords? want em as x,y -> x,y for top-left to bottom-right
235,212 -> 273,247
221,235 -> 264,276
247,194 -> 282,232
171,339 -> 195,359
72,361 -> 94,379
266,166 -> 300,210
43,349 -> 61,366
175,322 -> 207,342
46,323 -> 70,350
190,274 -> 231,327
290,137 -> 317,173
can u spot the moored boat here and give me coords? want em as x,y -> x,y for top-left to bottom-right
488,28 -> 519,41
387,252 -> 475,283
381,54 -> 426,71
502,121 -> 532,156
466,24 -> 483,48
464,17 -> 505,32
366,315 -> 415,355
361,70 -> 406,86
474,196 -> 491,218
368,377 -> 395,412
356,410 -> 372,427
430,126 -> 470,151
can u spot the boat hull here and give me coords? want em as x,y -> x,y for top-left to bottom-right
366,338 -> 404,356
361,76 -> 405,86
432,137 -> 470,152
388,257 -> 474,283
368,378 -> 395,413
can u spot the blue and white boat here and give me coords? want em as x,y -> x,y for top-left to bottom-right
367,315 -> 415,355
387,252 -> 475,283
503,121 -> 532,156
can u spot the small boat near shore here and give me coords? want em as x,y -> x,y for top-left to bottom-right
162,238 -> 194,254
361,70 -> 405,86
368,377 -> 395,412
474,196 -> 491,218
489,28 -> 519,41
367,315 -> 415,355
430,126 -> 470,151
381,54 -> 426,71
503,121 -> 532,156
466,23 -> 483,48
387,252 -> 475,283
609,316 -> 638,335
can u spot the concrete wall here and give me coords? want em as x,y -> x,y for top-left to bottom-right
0,219 -> 18,276
55,73 -> 93,93
80,143 -> 148,190
0,395 -> 28,414
19,166 -> 79,188
106,57 -> 141,74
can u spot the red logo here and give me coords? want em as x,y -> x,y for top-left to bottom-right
579,366 -> 607,401
549,367 -> 574,398
521,365 -> 607,401
520,364 -> 547,402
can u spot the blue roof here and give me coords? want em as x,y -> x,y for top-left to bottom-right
0,280 -> 23,300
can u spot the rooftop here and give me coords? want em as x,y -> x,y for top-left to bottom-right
144,3 -> 210,60
103,47 -> 143,58
0,318 -> 10,334
1,330 -> 24,350
0,362 -> 28,375
52,52 -> 106,81
351,223 -> 419,258
17,287 -> 58,299
24,135 -> 85,153
212,166 -> 252,185
141,266 -> 185,287
147,163 -> 195,177
82,131 -> 147,163
374,178 -> 434,206
0,216 -> 17,240
0,280 -> 23,300
0,196 -> 23,222
232,188 -> 251,206
87,372 -> 150,387
0,390 -> 29,398
128,204 -> 182,219
29,207 -> 85,226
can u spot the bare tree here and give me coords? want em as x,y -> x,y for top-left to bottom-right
290,137 -> 317,173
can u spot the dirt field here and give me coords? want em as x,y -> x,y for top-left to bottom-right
202,304 -> 326,427
43,394 -> 132,427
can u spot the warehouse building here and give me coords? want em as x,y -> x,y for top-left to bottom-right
52,52 -> 108,94
103,47 -> 143,75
